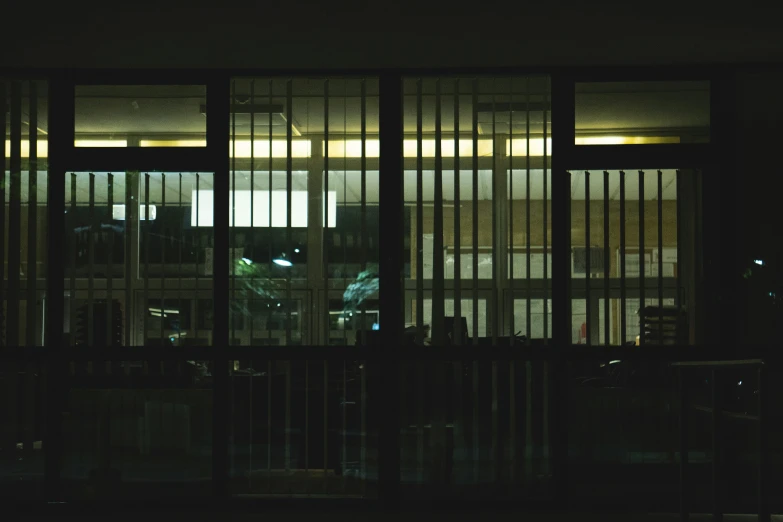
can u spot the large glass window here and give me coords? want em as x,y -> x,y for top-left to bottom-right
575,81 -> 710,144
74,85 -> 207,147
228,78 -> 380,348
64,172 -> 215,347
403,76 -> 551,346
569,169 -> 701,345
2,80 -> 48,347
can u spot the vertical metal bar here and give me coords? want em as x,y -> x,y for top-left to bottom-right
177,174 -> 183,343
286,80 -> 293,346
285,359 -> 291,476
417,362 -> 424,483
323,360 -> 328,494
472,360 -> 479,483
619,171 -> 626,345
143,174 -> 150,346
433,79 -> 444,346
0,81 -> 5,346
268,359 -> 272,492
758,364 -> 769,522
454,80 -> 462,344
323,80 -> 330,348
603,171 -> 610,345
342,361 -> 347,492
508,81 -> 515,344
492,360 -> 498,483
26,82 -> 38,346
107,174 -> 114,347
208,74 -> 231,498
542,91 -> 549,343
490,85 -> 498,346
416,79 -> 424,341
268,80 -> 274,347
194,174 -> 200,341
525,79 -> 531,342
378,73 -> 403,508
679,367 -> 689,522
88,173 -> 95,347
249,80 -> 255,345
472,79 -> 479,345
639,170 -> 645,345
45,75 -> 70,502
360,79 -> 368,347
70,173 -> 77,346
712,368 -> 722,522
361,359 -> 367,495
305,361 -> 309,483
7,81 -> 22,346
0,82 -> 5,346
658,170 -> 664,340
231,80 -> 237,344
585,171 -> 591,345
160,174 -> 166,344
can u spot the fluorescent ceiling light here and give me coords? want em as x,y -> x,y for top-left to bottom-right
325,139 -> 381,158
4,141 -> 49,158
112,204 -> 156,221
140,139 -> 207,147
575,136 -> 681,145
191,189 -> 337,228
231,140 -> 312,158
506,138 -> 553,156
75,140 -> 129,147
403,139 -> 493,158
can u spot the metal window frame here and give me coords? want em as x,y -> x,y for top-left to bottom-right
0,64 -> 738,513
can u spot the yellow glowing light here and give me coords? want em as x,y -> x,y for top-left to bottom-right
324,139 -> 381,158
230,140 -> 312,158
506,138 -> 553,157
74,140 -> 129,147
4,141 -> 49,158
403,139 -> 494,158
140,139 -> 207,147
574,136 -> 681,145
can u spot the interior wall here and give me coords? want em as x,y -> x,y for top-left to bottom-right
410,200 -> 679,277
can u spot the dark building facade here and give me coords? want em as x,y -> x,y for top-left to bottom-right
2,4 -> 783,517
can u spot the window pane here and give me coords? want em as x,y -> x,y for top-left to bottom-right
569,169 -> 699,346
64,172 -> 214,347
229,78 -> 380,347
75,85 -> 207,147
575,81 -> 710,144
404,76 -> 551,345
2,79 -> 48,347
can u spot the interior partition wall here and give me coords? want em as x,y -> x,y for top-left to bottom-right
0,69 -> 720,508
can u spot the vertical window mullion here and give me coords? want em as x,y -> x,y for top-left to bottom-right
639,170 -> 645,345
26,82 -> 39,345
7,81 -> 22,346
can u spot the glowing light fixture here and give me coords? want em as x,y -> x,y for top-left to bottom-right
754,259 -> 765,266
231,139 -> 312,158
75,140 -> 129,147
191,189 -> 337,228
403,139 -> 493,158
273,255 -> 293,267
112,204 -> 156,221
241,257 -> 253,265
574,136 -> 680,145
140,139 -> 207,147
